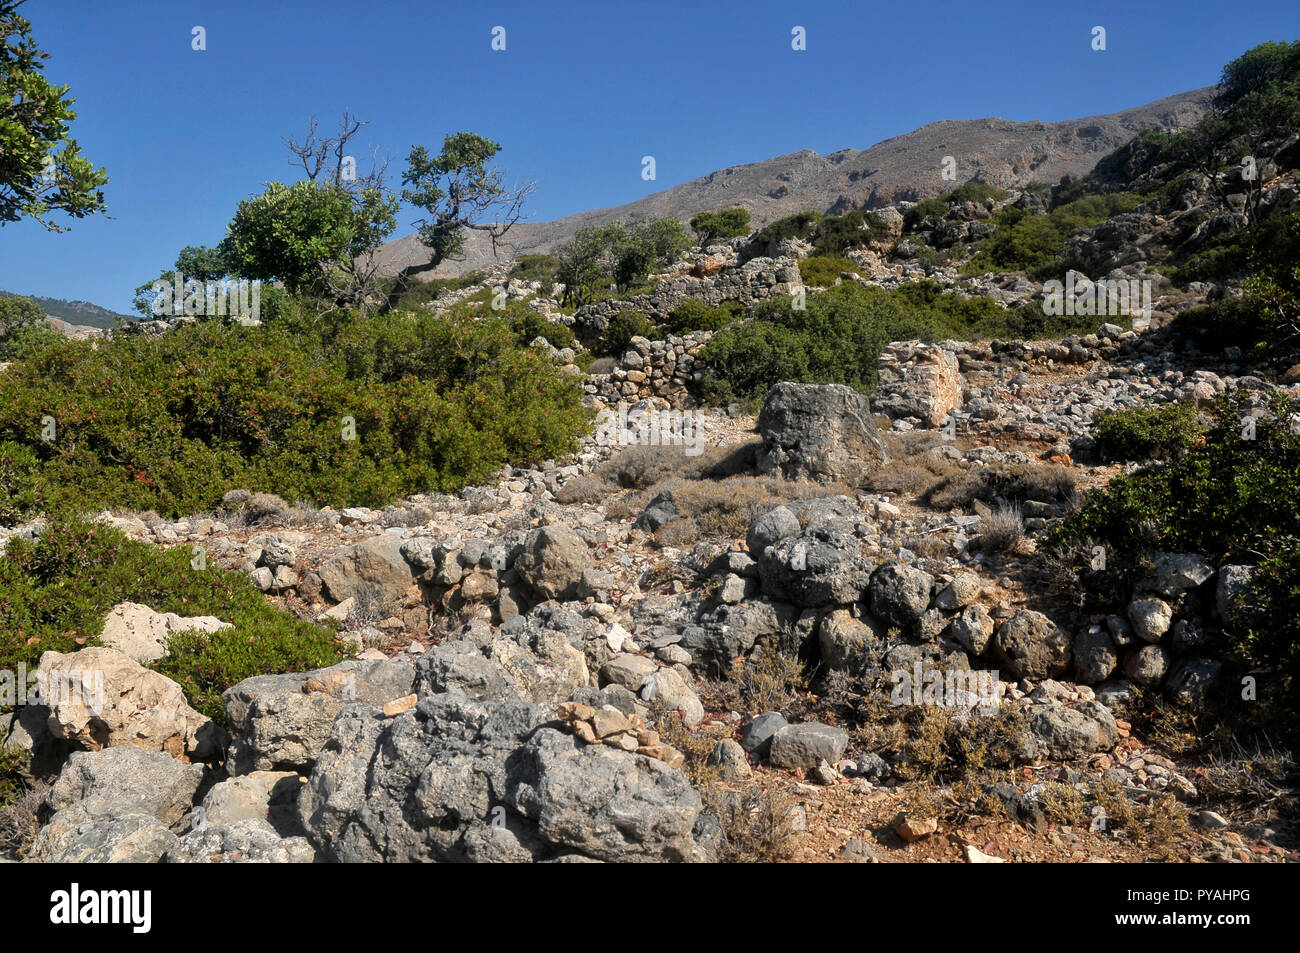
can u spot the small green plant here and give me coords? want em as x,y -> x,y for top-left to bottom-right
598,309 -> 659,356
0,517 -> 346,722
664,299 -> 743,335
1092,402 -> 1202,461
797,256 -> 856,287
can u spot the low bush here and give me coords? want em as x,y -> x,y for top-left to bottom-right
751,210 -> 822,248
598,310 -> 659,357
962,193 -> 1145,276
664,299 -> 744,336
0,307 -> 590,520
797,256 -> 856,287
0,517 -> 346,722
698,282 -> 1114,409
1092,402 -> 1203,461
1044,392 -> 1300,683
509,308 -> 576,349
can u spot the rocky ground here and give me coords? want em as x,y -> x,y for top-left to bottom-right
4,296 -> 1296,863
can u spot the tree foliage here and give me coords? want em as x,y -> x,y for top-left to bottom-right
0,0 -> 108,230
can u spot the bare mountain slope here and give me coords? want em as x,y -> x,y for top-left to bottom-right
373,87 -> 1212,279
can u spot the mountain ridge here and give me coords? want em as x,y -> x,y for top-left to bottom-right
372,87 -> 1214,279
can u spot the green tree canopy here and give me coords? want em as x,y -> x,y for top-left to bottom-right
690,207 -> 751,246
0,0 -> 108,230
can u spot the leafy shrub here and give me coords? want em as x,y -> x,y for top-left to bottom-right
508,254 -> 559,283
963,193 -> 1145,276
1044,392 -> 1300,680
0,308 -> 590,518
751,210 -> 822,247
0,293 -> 43,335
598,310 -> 659,357
811,209 -> 894,256
947,181 -> 1007,206
698,282 -> 1116,409
664,299 -> 743,336
1092,402 -> 1202,461
509,308 -> 576,349
0,517 -> 346,722
903,196 -> 948,230
690,207 -> 751,246
798,256 -> 856,287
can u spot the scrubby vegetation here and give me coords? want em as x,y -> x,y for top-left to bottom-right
1092,402 -> 1203,461
0,305 -> 590,519
1046,393 -> 1300,689
0,516 -> 345,720
962,192 -> 1145,276
798,255 -> 856,287
698,281 -> 1123,408
690,207 -> 751,246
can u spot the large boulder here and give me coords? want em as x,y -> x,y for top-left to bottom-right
162,818 -> 316,863
1026,701 -> 1118,760
224,659 -> 415,774
505,728 -> 702,862
1073,626 -> 1118,684
746,506 -> 802,556
300,694 -> 544,863
868,563 -> 935,628
873,342 -> 963,427
1140,553 -> 1214,597
1215,565 -> 1257,626
756,382 -> 889,486
29,810 -> 178,863
768,721 -> 848,769
37,647 -> 223,761
99,602 -> 231,663
515,524 -> 592,602
818,609 -> 886,674
317,535 -> 415,604
199,770 -> 305,835
993,610 -> 1071,680
758,524 -> 873,607
45,748 -> 205,829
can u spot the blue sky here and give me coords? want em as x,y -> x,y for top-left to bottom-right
2,0 -> 1298,313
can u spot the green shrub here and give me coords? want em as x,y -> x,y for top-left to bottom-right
510,308 -> 576,349
903,196 -> 948,230
798,256 -> 856,287
0,293 -> 44,334
947,181 -> 1007,206
664,299 -> 742,336
698,281 -> 1124,409
1044,392 -> 1300,681
812,209 -> 894,256
599,310 -> 659,357
0,308 -> 590,518
963,193 -> 1145,276
752,211 -> 822,247
0,517 -> 346,723
509,254 -> 559,283
690,208 -> 751,246
1092,403 -> 1203,461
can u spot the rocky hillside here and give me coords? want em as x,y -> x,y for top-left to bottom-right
372,88 -> 1212,279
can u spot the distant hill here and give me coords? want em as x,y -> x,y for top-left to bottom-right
0,292 -> 129,329
373,87 -> 1213,279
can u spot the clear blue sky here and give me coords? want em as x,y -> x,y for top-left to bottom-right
2,0 -> 1298,314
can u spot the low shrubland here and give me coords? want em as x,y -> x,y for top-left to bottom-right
0,306 -> 590,521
